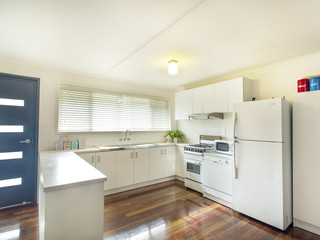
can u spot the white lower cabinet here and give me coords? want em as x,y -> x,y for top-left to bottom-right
115,150 -> 134,188
78,145 -> 175,193
133,149 -> 150,184
96,152 -> 117,190
149,148 -> 163,180
175,146 -> 185,178
150,146 -> 175,180
115,149 -> 150,187
163,146 -> 175,177
77,152 -> 117,190
78,152 -> 96,167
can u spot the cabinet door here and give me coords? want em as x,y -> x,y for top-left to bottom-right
175,146 -> 185,178
77,153 -> 96,167
214,81 -> 228,112
180,89 -> 193,119
175,92 -> 181,120
149,148 -> 164,180
227,78 -> 243,112
192,87 -> 203,114
203,84 -> 215,113
163,147 -> 176,177
96,152 -> 117,190
116,150 -> 134,188
134,149 -> 150,184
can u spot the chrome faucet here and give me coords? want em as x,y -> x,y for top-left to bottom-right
120,129 -> 131,144
125,130 -> 131,142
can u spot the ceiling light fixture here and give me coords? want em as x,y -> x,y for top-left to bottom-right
168,60 -> 178,75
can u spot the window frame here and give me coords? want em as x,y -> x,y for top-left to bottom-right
57,84 -> 171,133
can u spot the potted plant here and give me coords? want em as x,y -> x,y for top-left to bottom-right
165,130 -> 175,143
173,130 -> 184,143
165,130 -> 184,143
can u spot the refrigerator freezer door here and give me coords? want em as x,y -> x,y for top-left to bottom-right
234,98 -> 283,142
233,140 -> 288,230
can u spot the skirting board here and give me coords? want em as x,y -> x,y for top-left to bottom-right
203,192 -> 232,208
294,218 -> 320,236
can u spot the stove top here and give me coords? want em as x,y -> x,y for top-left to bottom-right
184,135 -> 221,154
184,144 -> 214,153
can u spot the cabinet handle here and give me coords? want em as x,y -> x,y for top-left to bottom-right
164,149 -> 167,155
91,156 -> 94,163
131,152 -> 133,158
136,152 -> 138,158
97,155 -> 100,163
161,149 -> 163,155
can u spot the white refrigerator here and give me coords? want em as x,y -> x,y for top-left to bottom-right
233,98 -> 292,230
293,91 -> 320,235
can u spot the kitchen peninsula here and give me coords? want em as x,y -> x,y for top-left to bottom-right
39,151 -> 107,240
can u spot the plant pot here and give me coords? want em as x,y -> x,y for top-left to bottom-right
174,137 -> 178,143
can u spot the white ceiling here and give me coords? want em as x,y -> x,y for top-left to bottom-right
1,0 -> 320,90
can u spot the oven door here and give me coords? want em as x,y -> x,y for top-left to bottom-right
185,159 -> 202,183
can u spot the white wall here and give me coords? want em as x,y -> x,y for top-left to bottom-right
2,51 -> 320,148
0,58 -> 175,150
179,51 -> 320,143
178,113 -> 234,144
187,51 -> 320,103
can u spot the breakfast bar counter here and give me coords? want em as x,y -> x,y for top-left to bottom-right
39,151 -> 107,240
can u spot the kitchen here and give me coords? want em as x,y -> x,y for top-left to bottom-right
1,0 -> 320,239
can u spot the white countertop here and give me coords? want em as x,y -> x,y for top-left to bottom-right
39,142 -> 186,192
39,151 -> 107,192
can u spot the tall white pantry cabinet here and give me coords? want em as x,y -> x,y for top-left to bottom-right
293,91 -> 320,235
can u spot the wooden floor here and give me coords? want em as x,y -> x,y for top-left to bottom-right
0,180 -> 319,240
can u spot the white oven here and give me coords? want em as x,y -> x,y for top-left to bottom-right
184,135 -> 221,193
184,152 -> 203,193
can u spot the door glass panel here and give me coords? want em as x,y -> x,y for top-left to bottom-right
0,178 -> 22,188
0,151 -> 23,161
0,125 -> 24,133
187,162 -> 200,174
0,98 -> 24,107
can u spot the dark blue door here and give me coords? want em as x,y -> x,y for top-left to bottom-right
0,73 -> 39,208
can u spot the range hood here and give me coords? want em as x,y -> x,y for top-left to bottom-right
188,112 -> 224,120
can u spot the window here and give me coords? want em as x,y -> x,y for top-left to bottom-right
58,85 -> 170,132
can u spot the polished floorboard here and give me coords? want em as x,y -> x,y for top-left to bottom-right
0,180 -> 319,239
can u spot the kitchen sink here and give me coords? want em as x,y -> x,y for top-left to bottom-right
97,143 -> 161,151
97,146 -> 125,151
130,144 -> 161,149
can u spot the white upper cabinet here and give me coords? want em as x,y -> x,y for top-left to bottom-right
192,86 -> 203,114
203,84 -> 215,113
175,92 -> 181,120
174,77 -> 252,119
179,89 -> 193,120
227,77 -> 252,112
214,81 -> 228,112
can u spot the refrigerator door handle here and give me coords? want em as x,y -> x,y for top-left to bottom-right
233,139 -> 238,179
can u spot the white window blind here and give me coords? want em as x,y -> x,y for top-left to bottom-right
58,86 -> 170,132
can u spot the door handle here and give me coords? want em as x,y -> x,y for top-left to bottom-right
19,139 -> 31,144
233,140 -> 237,179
